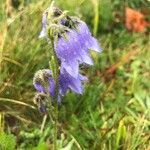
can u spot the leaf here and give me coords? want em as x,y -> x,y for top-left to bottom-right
31,142 -> 49,150
60,139 -> 75,150
0,132 -> 16,150
115,120 -> 126,150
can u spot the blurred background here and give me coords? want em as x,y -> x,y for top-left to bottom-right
0,0 -> 150,149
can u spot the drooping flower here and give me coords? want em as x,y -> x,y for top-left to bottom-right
33,69 -> 87,102
35,5 -> 102,107
33,69 -> 55,99
39,8 -> 102,78
55,20 -> 101,78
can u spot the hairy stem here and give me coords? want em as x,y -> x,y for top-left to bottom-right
50,36 -> 59,150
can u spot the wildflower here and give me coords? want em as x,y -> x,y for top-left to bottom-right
33,69 -> 87,102
33,69 -> 55,99
55,20 -> 101,78
39,7 -> 101,78
35,4 -> 101,107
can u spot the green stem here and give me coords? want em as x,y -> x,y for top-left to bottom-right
47,93 -> 54,124
93,0 -> 99,36
50,37 -> 60,150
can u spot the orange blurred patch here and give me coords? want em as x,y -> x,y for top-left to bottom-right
125,7 -> 149,32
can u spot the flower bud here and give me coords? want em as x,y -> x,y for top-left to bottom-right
33,93 -> 47,114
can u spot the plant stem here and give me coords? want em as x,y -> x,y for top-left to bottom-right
50,37 -> 60,150
93,0 -> 99,36
40,114 -> 47,133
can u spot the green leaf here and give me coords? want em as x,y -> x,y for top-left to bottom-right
60,139 -> 75,150
115,120 -> 126,150
0,132 -> 16,150
31,142 -> 49,150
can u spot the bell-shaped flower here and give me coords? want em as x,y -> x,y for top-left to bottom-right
54,21 -> 102,78
33,69 -> 87,103
39,10 -> 102,78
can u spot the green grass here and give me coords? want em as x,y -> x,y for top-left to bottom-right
0,0 -> 150,149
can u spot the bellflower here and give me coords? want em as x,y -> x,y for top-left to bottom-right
39,9 -> 101,78
33,69 -> 55,99
55,20 -> 101,78
33,69 -> 87,103
35,5 -> 102,108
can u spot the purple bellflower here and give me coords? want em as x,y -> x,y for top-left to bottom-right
55,21 -> 101,78
33,69 -> 55,99
39,10 -> 101,78
34,6 -> 102,107
33,69 -> 87,103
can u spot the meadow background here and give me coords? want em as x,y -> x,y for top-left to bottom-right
0,0 -> 150,149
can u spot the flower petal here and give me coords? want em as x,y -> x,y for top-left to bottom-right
88,37 -> 102,52
48,78 -> 55,99
61,60 -> 79,78
59,70 -> 86,95
39,13 -> 47,38
34,82 -> 45,93
79,49 -> 93,65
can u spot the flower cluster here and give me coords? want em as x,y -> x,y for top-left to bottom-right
33,6 -> 101,107
33,69 -> 87,102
